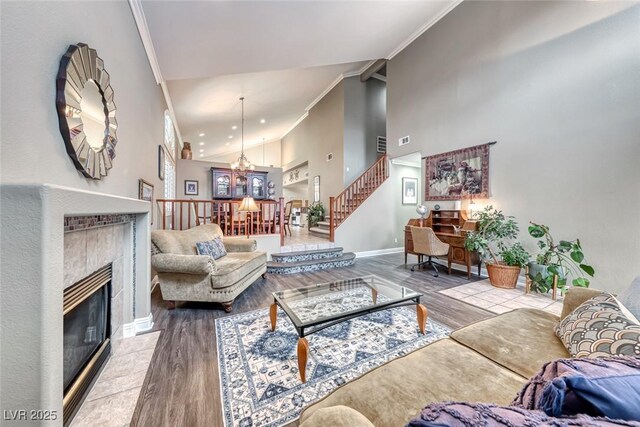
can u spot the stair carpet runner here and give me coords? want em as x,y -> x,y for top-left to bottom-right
266,247 -> 356,274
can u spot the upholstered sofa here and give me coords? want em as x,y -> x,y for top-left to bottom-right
151,224 -> 267,312
299,287 -> 602,427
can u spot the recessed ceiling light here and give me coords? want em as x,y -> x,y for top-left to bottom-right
199,142 -> 205,146
226,142 -> 230,146
198,133 -> 205,137
228,135 -> 233,139
199,149 -> 204,152
260,119 -> 266,124
231,125 -> 237,130
199,154 -> 203,157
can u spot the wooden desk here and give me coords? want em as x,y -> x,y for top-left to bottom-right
405,217 -> 481,279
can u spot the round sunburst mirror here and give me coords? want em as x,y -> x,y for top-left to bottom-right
56,43 -> 117,180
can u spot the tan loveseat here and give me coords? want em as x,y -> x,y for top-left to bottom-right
299,287 -> 602,427
151,224 -> 267,312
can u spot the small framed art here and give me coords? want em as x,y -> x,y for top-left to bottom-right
402,177 -> 418,205
184,180 -> 199,196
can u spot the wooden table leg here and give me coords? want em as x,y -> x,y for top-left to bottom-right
270,303 -> 277,332
416,304 -> 428,335
371,288 -> 378,304
297,337 -> 309,383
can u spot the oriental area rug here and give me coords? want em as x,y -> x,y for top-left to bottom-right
215,288 -> 450,427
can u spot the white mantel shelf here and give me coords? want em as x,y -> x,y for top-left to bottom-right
0,184 -> 152,426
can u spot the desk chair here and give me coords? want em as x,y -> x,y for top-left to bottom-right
409,226 -> 450,277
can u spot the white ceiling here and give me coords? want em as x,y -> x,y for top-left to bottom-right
167,61 -> 368,158
139,0 -> 459,159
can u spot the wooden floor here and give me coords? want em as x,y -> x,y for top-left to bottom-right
132,253 -> 493,427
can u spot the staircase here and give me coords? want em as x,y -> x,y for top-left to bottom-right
266,247 -> 356,274
309,220 -> 333,239
326,155 -> 389,241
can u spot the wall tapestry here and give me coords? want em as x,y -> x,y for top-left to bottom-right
425,143 -> 491,201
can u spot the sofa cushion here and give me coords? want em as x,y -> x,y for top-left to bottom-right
151,224 -> 223,255
222,237 -> 257,253
211,251 -> 266,289
555,293 -> 640,358
299,406 -> 373,427
406,401 -> 640,427
617,276 -> 640,321
513,357 -> 640,411
299,339 -> 526,427
450,308 -> 569,379
196,237 -> 227,260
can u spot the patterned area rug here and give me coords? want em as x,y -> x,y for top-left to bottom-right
216,287 -> 451,427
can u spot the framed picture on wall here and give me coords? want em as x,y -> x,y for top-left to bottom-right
314,176 -> 320,203
184,180 -> 199,196
402,177 -> 418,205
138,179 -> 154,225
158,145 -> 165,181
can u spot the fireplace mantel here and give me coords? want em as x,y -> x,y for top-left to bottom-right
0,184 -> 151,425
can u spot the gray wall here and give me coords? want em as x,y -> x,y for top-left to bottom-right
343,76 -> 387,185
281,81 -> 345,206
1,1 -> 168,202
334,162 -> 417,253
387,1 -> 640,292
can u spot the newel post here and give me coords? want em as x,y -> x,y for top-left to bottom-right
279,197 -> 285,246
329,196 -> 335,242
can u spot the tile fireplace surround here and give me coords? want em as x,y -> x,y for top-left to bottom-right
0,185 -> 151,426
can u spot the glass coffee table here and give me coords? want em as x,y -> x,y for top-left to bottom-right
270,275 -> 428,383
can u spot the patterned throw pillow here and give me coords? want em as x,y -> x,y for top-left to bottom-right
195,237 -> 227,260
555,293 -> 640,358
512,357 -> 640,410
405,401 -> 639,427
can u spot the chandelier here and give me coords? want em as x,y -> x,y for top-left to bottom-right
230,97 -> 255,176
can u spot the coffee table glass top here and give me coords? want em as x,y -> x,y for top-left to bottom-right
272,275 -> 422,331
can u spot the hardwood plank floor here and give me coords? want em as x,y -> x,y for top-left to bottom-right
132,252 -> 493,427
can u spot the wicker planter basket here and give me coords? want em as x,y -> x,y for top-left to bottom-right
486,262 -> 521,289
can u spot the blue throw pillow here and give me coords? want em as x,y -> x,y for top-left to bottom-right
196,237 -> 227,260
539,372 -> 640,421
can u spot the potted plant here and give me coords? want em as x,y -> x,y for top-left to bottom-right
307,202 -> 325,228
464,206 -> 530,288
527,222 -> 595,294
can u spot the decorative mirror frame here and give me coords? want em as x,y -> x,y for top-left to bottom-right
56,43 -> 118,180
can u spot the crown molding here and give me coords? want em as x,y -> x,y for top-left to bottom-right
386,0 -> 463,60
371,73 -> 387,83
129,0 -> 184,146
280,111 -> 309,140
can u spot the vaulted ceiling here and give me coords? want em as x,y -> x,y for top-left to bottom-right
138,0 -> 460,160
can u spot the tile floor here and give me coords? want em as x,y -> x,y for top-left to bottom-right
439,279 -> 564,316
70,331 -> 160,427
280,225 -> 334,252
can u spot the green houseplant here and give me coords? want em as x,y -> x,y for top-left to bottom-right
464,206 -> 530,288
307,202 -> 325,228
527,222 -> 595,294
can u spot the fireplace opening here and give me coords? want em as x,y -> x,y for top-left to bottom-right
63,264 -> 112,426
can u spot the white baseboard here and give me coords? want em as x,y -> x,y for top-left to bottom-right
355,247 -> 404,258
122,313 -> 154,338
